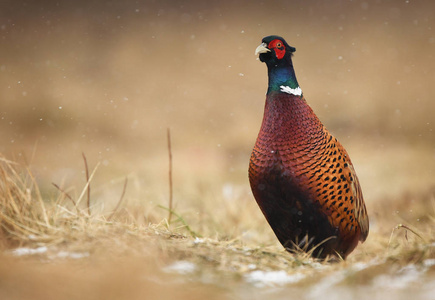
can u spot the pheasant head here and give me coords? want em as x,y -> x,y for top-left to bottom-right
255,35 -> 300,95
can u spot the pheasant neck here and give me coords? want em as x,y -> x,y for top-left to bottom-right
267,63 -> 300,95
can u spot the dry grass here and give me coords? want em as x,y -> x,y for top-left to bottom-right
0,155 -> 54,246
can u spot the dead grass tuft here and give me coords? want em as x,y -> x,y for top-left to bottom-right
0,155 -> 54,247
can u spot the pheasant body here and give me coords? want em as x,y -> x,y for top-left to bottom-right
249,36 -> 369,258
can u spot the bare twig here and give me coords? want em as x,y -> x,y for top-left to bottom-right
107,177 -> 128,222
388,223 -> 426,246
52,183 -> 79,214
75,162 -> 100,208
82,153 -> 91,216
167,128 -> 173,224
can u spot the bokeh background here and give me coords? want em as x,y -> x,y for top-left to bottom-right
1,0 -> 434,231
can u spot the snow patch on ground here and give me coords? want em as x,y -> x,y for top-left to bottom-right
423,258 -> 435,267
163,261 -> 196,274
56,251 -> 90,259
11,246 -> 48,256
193,237 -> 205,244
245,270 -> 305,287
10,246 -> 89,259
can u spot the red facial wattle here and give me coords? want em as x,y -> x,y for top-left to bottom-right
268,39 -> 286,59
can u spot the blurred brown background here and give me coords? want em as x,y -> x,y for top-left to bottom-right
1,0 -> 434,216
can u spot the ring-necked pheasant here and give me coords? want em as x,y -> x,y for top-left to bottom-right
249,35 -> 369,259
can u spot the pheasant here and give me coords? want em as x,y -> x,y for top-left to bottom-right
249,35 -> 369,259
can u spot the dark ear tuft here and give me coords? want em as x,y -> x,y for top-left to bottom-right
289,46 -> 296,53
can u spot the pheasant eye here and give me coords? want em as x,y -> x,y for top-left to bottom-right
276,42 -> 282,48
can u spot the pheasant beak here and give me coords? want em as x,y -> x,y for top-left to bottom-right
255,42 -> 271,55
